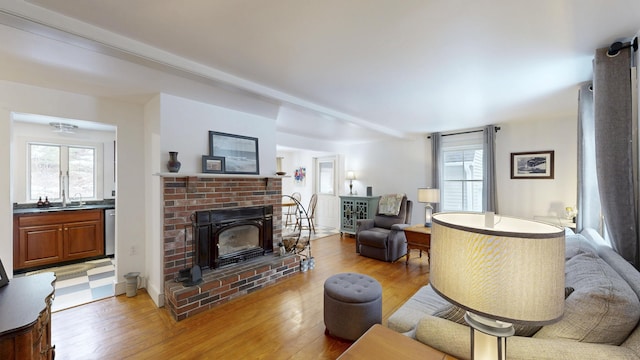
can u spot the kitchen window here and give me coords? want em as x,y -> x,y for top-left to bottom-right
29,143 -> 96,201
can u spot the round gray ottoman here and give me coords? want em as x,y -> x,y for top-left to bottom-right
324,272 -> 382,341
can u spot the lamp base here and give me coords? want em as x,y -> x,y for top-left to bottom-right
424,204 -> 433,227
464,312 -> 514,360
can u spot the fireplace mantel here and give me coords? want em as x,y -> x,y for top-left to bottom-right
155,172 -> 286,179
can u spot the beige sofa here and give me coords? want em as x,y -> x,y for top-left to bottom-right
387,228 -> 640,359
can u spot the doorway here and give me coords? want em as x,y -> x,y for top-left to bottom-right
11,113 -> 118,311
314,156 -> 340,230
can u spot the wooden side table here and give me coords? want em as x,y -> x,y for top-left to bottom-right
337,324 -> 457,360
404,224 -> 431,265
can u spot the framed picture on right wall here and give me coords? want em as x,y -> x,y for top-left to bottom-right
510,150 -> 554,179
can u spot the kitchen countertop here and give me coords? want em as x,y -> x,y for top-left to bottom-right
13,201 -> 115,214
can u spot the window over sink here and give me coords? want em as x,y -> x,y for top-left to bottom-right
28,142 -> 96,201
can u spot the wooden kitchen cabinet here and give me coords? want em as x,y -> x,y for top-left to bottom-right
14,209 -> 104,270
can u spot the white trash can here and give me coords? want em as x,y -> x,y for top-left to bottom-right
124,272 -> 140,297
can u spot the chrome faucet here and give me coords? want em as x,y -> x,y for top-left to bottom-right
62,189 -> 67,207
73,193 -> 84,206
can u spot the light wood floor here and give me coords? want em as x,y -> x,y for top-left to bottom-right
51,234 -> 431,359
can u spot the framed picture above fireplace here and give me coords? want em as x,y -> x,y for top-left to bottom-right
209,131 -> 259,175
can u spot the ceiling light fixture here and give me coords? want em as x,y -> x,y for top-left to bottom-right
49,122 -> 78,133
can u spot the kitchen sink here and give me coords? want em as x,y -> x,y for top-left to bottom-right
44,204 -> 84,210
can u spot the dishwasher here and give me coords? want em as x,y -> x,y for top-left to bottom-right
105,208 -> 116,256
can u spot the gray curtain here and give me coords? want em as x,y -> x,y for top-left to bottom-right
483,125 -> 497,213
593,46 -> 639,267
576,82 -> 601,234
431,132 -> 441,212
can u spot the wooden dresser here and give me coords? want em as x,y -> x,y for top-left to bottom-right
0,273 -> 56,359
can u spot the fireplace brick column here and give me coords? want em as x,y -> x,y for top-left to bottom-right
162,176 -> 284,281
162,176 -> 299,321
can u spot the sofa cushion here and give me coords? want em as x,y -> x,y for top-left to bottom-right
534,251 -> 640,345
565,234 -> 598,260
387,285 -> 450,333
357,228 -> 390,249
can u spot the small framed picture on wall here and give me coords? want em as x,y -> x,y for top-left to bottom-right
510,150 -> 554,179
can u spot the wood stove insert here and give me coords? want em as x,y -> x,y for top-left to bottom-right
192,205 -> 273,270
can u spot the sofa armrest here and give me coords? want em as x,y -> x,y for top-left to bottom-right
356,219 -> 375,232
414,316 -> 470,359
355,219 -> 375,253
390,223 -> 410,231
415,316 -> 640,360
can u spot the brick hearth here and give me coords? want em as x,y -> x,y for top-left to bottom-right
162,176 -> 299,321
165,253 -> 299,320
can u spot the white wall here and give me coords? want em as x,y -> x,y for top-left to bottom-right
342,136 -> 431,224
144,94 -> 163,306
159,94 -> 276,175
338,116 -> 577,225
496,116 -> 577,219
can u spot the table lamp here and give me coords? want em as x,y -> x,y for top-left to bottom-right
430,212 -> 565,360
417,188 -> 440,227
346,171 -> 356,195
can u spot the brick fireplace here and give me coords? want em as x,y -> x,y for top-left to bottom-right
162,176 -> 300,321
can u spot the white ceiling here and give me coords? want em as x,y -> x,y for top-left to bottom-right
1,0 -> 639,144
